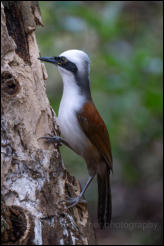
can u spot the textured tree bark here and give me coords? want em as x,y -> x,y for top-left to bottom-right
1,2 -> 95,245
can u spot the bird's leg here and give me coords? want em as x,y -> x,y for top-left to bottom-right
38,134 -> 73,150
39,135 -> 95,208
66,175 -> 95,208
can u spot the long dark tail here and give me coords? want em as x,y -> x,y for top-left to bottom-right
97,167 -> 112,229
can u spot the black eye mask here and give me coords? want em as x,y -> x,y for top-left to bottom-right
57,56 -> 78,73
38,56 -> 78,73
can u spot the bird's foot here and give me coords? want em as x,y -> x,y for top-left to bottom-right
38,134 -> 63,147
66,195 -> 87,209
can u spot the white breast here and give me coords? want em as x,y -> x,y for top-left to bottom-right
57,75 -> 91,156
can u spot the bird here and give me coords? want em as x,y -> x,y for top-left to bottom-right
38,49 -> 113,229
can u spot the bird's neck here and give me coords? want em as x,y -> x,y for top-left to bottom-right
61,72 -> 92,106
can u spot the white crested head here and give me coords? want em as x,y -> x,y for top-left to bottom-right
59,49 -> 90,64
54,49 -> 92,100
39,49 -> 91,100
58,49 -> 90,77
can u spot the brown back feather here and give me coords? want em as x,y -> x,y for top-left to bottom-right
77,101 -> 113,170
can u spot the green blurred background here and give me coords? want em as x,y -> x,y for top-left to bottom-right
36,1 -> 163,244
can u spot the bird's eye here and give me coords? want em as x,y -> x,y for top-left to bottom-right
60,57 -> 67,63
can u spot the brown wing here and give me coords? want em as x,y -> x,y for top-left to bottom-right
77,101 -> 113,170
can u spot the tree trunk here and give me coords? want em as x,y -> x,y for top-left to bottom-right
1,2 -> 95,245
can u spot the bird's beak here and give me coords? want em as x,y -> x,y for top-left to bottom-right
38,56 -> 59,65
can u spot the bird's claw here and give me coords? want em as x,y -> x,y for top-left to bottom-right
66,196 -> 87,209
38,134 -> 62,147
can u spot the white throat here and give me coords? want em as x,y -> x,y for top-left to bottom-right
57,68 -> 90,155
58,68 -> 85,115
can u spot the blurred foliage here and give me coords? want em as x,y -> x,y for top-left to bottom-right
36,1 -> 163,245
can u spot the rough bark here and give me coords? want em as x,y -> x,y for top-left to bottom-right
1,2 -> 95,245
